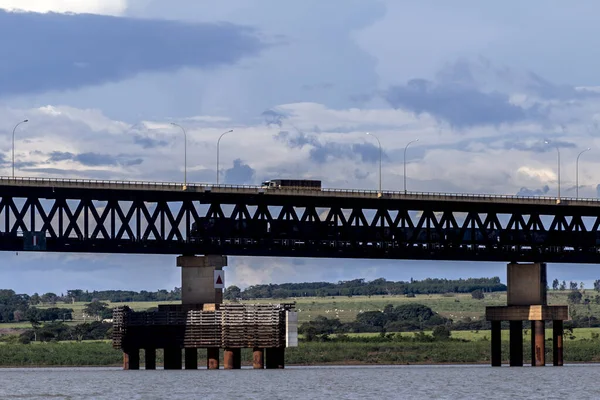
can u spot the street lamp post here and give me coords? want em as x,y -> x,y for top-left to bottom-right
170,123 -> 187,188
216,129 -> 234,185
366,132 -> 382,195
12,119 -> 29,178
403,139 -> 419,194
576,147 -> 591,198
545,140 -> 561,202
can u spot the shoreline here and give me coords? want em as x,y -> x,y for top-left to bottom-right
2,361 -> 600,369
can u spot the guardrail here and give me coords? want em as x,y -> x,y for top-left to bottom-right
1,176 -> 599,205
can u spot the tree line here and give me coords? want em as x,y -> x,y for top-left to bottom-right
225,277 -> 507,300
0,289 -> 115,323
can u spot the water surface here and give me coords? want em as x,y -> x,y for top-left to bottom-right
0,364 -> 598,399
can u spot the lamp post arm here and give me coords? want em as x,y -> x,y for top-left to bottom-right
216,130 -> 233,185
403,139 -> 419,194
11,120 -> 28,178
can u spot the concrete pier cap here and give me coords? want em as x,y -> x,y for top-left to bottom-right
176,255 -> 228,305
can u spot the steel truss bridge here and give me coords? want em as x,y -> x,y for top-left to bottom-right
2,177 -> 600,263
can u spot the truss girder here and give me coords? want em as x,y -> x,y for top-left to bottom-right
1,189 -> 600,262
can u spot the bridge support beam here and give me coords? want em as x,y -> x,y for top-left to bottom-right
177,255 -> 227,304
145,348 -> 156,370
486,262 -> 568,367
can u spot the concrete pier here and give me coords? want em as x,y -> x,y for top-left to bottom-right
114,255 -> 297,371
177,255 -> 227,305
486,262 -> 568,367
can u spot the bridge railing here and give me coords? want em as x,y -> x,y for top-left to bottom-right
1,176 -> 600,205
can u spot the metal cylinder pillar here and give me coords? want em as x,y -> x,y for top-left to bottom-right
509,321 -> 523,366
164,347 -> 182,370
532,320 -> 545,366
145,348 -> 156,370
223,348 -> 241,369
253,348 -> 264,369
185,348 -> 198,369
207,348 -> 219,369
491,321 -> 502,367
123,348 -> 140,370
553,320 -> 563,366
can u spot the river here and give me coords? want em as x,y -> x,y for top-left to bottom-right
0,364 -> 598,399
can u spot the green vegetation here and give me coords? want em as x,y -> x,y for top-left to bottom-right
2,333 -> 600,367
1,277 -> 600,367
226,277 -> 507,299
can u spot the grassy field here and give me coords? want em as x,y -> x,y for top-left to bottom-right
338,327 -> 600,342
8,289 -> 598,328
2,338 -> 600,367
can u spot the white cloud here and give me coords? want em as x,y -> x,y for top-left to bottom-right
0,0 -> 127,15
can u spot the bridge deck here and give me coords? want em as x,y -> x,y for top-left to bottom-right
0,176 -> 596,207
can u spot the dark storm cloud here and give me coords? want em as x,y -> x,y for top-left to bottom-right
0,10 -> 265,96
262,110 -> 289,127
224,159 -> 255,184
132,135 -> 169,149
275,131 -> 318,148
516,185 -> 550,197
384,78 -> 528,128
351,143 -> 380,163
276,131 -> 384,164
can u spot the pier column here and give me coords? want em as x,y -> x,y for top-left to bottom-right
177,255 -> 227,304
491,321 -> 501,367
207,348 -> 219,369
185,348 -> 198,369
253,348 -> 264,369
531,320 -> 545,366
509,321 -> 523,366
553,320 -> 563,366
164,347 -> 182,370
265,347 -> 285,369
145,348 -> 156,370
123,348 -> 140,370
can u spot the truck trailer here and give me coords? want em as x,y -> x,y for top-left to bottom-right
260,179 -> 321,190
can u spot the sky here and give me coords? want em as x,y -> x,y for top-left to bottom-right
2,0 -> 600,294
